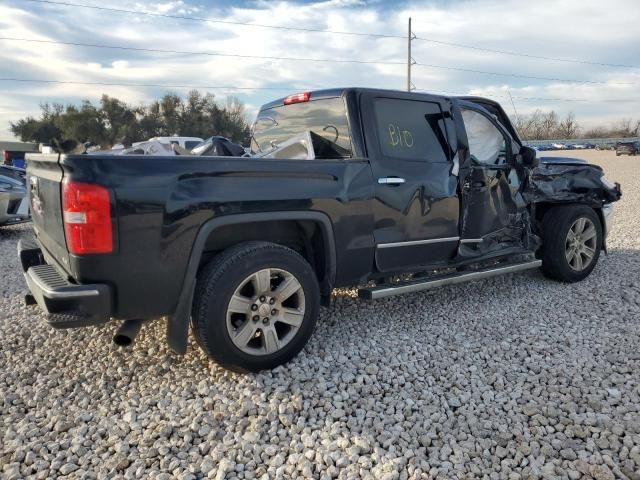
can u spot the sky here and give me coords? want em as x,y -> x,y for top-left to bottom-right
1,0 -> 639,140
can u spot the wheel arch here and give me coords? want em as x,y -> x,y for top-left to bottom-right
533,201 -> 604,238
539,203 -> 603,283
166,211 -> 336,354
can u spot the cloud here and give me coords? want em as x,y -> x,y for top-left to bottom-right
1,0 -> 639,139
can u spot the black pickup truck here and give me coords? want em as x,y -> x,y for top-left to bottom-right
20,88 -> 621,372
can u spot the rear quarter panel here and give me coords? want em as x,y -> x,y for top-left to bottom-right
61,154 -> 375,319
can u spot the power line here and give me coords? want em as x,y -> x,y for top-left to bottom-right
3,37 -> 635,87
20,0 -> 637,70
414,63 -> 638,86
21,0 -> 404,38
2,78 -> 640,103
0,78 -> 304,91
0,36 -> 405,65
413,36 -> 638,69
413,88 -> 640,103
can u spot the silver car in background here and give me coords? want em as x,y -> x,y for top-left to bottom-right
0,166 -> 29,226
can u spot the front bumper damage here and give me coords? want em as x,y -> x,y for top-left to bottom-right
18,238 -> 112,328
526,159 -> 621,247
526,160 -> 622,206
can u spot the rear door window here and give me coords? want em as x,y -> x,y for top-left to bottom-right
373,98 -> 451,163
251,97 -> 352,159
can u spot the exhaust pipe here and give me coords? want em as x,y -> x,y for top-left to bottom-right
113,319 -> 145,347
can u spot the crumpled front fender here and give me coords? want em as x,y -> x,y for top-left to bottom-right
524,160 -> 622,206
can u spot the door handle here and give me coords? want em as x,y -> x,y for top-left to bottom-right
378,177 -> 406,185
464,180 -> 486,190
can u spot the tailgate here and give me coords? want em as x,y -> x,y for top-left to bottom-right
26,153 -> 70,270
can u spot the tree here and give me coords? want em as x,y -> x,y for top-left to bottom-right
540,111 -> 559,139
57,101 -> 105,144
511,110 -> 639,141
138,101 -> 164,142
159,93 -> 183,136
9,91 -> 252,147
558,112 -> 580,139
10,102 -> 64,144
583,126 -> 609,139
100,95 -> 140,146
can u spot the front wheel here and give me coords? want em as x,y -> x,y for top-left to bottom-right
540,205 -> 603,282
191,242 -> 320,372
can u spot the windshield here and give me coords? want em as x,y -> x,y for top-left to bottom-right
251,97 -> 353,159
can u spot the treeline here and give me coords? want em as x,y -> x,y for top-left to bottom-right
512,110 -> 640,140
9,91 -> 251,147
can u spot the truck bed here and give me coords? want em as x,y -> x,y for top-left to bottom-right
26,152 -> 375,319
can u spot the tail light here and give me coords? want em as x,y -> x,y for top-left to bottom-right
62,181 -> 113,254
284,92 -> 311,105
3,151 -> 9,164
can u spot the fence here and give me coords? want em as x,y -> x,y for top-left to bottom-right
523,137 -> 640,147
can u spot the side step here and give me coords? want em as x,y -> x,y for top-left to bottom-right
359,259 -> 542,300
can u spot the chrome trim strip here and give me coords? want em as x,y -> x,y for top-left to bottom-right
602,203 -> 614,239
362,260 -> 542,300
460,238 -> 483,244
377,236 -> 460,249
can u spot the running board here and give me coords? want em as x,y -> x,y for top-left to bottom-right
359,259 -> 542,300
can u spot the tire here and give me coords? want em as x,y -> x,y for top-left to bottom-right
540,205 -> 602,282
191,241 -> 320,372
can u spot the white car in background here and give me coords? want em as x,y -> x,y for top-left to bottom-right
133,136 -> 204,150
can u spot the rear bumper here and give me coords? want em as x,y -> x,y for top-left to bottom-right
18,238 -> 112,328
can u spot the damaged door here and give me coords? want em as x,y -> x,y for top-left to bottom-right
457,104 -> 530,257
362,92 -> 460,272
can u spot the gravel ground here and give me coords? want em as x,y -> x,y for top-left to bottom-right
1,150 -> 640,480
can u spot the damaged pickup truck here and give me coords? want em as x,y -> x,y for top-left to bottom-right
19,88 -> 621,372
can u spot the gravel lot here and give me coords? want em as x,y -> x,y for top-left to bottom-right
2,150 -> 639,480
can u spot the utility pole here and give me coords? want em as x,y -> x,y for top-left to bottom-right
407,17 -> 416,92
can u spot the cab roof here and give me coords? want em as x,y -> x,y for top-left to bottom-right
259,88 -> 454,111
258,88 -> 521,144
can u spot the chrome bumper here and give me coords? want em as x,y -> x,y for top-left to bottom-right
602,203 -> 614,239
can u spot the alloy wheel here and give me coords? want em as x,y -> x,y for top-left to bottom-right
565,217 -> 597,272
226,268 -> 305,356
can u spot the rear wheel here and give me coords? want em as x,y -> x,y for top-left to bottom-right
541,205 -> 602,282
191,241 -> 320,372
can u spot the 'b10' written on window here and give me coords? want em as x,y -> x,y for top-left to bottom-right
374,98 -> 451,163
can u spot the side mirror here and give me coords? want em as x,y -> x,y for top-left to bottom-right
519,146 -> 539,167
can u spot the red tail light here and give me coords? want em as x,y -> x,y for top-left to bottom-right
3,151 -> 9,164
62,181 -> 113,254
284,92 -> 311,105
